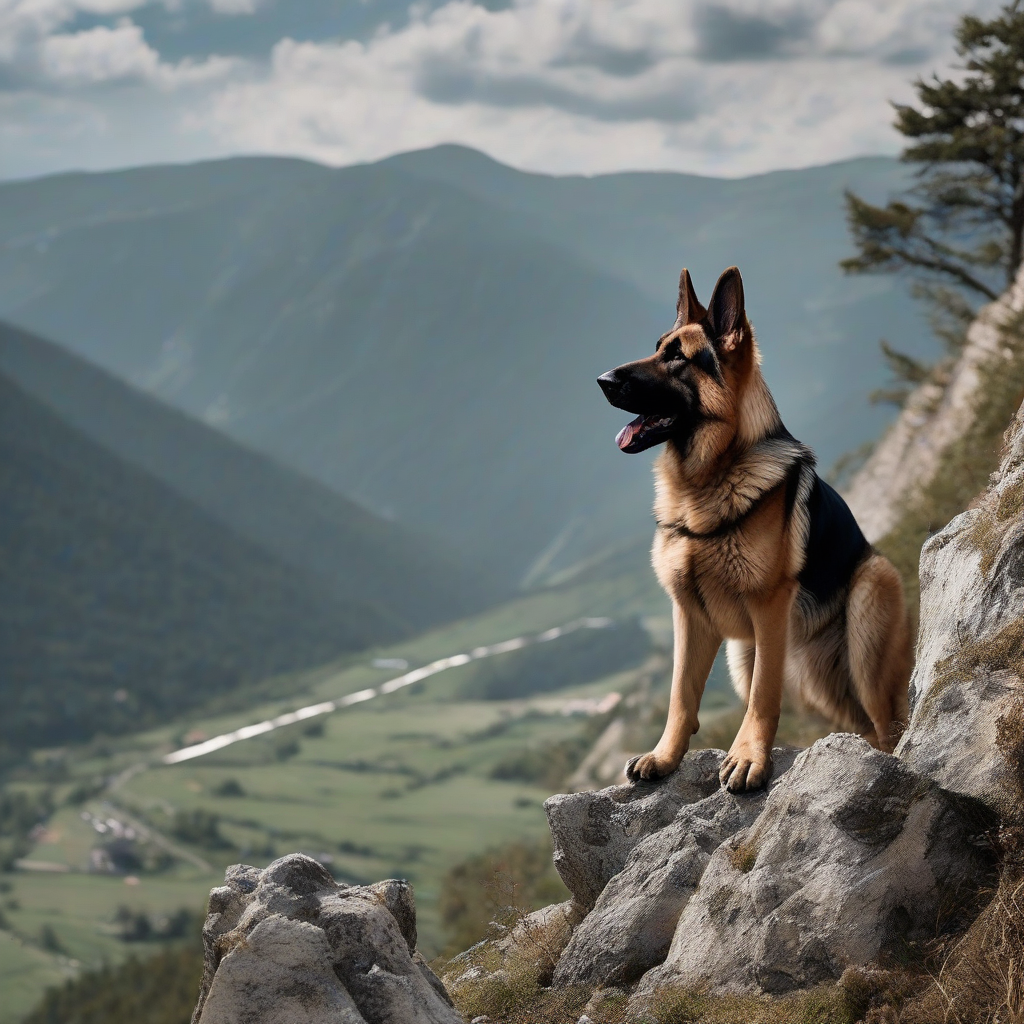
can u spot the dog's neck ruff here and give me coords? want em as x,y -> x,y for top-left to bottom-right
657,430 -> 813,541
657,476 -> 787,540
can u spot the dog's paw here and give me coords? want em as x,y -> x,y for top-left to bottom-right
718,746 -> 773,793
625,752 -> 678,782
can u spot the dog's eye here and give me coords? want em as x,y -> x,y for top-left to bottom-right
664,341 -> 687,364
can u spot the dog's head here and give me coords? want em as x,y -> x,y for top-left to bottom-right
597,265 -> 750,454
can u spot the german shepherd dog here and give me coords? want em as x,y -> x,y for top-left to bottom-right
598,267 -> 912,793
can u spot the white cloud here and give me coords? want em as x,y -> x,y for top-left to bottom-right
40,20 -> 235,86
0,0 -> 148,60
0,0 -> 1009,180
0,2 -> 237,92
195,0 -> 1004,177
41,21 -> 160,81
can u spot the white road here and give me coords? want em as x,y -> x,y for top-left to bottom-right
163,617 -> 614,765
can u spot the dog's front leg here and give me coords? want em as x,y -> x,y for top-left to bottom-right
626,596 -> 720,782
719,582 -> 796,792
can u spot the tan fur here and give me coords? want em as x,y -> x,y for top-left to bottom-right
622,268 -> 913,792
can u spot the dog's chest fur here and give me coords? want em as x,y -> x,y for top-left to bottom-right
651,432 -> 813,639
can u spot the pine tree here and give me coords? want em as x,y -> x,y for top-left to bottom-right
843,1 -> 1024,395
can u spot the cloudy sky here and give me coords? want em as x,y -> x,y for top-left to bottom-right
0,0 -> 1005,181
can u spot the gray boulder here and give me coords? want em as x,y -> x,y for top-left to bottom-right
633,734 -> 995,999
896,403 -> 1024,817
191,854 -> 460,1024
543,747 -> 723,909
553,748 -> 799,989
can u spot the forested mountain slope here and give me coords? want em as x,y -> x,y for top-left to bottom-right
0,371 -> 399,754
0,321 -> 495,629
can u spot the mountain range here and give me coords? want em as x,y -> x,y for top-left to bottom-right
0,321 -> 493,754
0,147 -> 932,585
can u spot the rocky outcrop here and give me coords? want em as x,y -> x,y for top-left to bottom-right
536,737 -> 994,1004
844,261 -> 1024,542
544,748 -> 723,910
896,400 -> 1024,817
526,411 -> 1024,1011
191,854 -> 460,1024
633,735 -> 995,999
551,747 -> 798,989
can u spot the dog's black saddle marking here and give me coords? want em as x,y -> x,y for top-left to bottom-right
798,476 -> 869,605
657,457 -> 869,607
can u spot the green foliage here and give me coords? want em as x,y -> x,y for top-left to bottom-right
38,925 -> 66,955
870,339 -> 934,407
0,788 -> 53,870
843,1 -> 1024,405
843,193 -> 1000,301
113,907 -> 196,943
64,778 -> 106,806
22,944 -> 203,1024
452,620 -> 651,701
915,282 -> 976,356
273,736 -> 301,761
170,810 -> 231,851
844,1 -> 1024,300
439,839 -> 570,957
212,778 -> 245,798
489,711 -> 616,789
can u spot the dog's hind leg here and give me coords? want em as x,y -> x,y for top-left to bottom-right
846,554 -> 913,753
626,595 -> 721,782
725,639 -> 755,704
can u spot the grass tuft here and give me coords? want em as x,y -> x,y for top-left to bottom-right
727,838 -> 759,874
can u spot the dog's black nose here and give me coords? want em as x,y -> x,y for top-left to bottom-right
597,370 -> 622,397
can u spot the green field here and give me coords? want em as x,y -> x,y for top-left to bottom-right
0,557 -> 711,1021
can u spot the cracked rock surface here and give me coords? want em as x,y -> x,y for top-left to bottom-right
896,402 -> 1024,818
632,735 -> 995,999
191,854 -> 460,1024
540,733 -> 994,1001
551,747 -> 798,990
543,747 -> 723,910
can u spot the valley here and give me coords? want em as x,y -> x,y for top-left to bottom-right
0,540 -> 719,1021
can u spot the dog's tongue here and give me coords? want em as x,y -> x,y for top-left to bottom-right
616,415 -> 646,451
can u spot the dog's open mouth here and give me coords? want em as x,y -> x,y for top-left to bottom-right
615,413 -> 678,454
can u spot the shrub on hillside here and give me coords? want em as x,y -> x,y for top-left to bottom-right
171,809 -> 231,850
489,710 -> 616,789
439,838 -> 570,958
0,787 -> 53,870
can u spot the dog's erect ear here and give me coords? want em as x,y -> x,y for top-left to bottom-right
674,268 -> 706,328
707,266 -> 746,353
